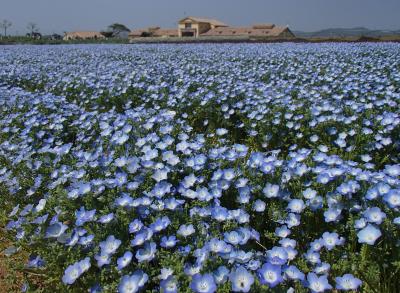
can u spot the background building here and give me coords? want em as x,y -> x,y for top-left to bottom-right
130,27 -> 178,38
201,24 -> 295,38
129,17 -> 295,40
178,17 -> 228,37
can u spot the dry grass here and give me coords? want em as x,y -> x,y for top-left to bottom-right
0,230 -> 27,292
0,229 -> 45,292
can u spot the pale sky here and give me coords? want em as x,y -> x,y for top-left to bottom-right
1,0 -> 399,35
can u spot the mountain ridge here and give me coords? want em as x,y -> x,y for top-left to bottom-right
294,27 -> 400,38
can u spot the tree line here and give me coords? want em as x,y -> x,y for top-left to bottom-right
0,20 -> 131,39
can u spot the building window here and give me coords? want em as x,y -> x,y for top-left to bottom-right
185,23 -> 192,29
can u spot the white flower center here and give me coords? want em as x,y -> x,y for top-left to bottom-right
266,271 -> 276,281
199,281 -> 209,290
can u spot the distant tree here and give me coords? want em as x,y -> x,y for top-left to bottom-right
27,22 -> 39,35
0,19 -> 12,37
107,23 -> 130,37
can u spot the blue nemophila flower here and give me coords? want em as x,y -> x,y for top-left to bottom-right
214,266 -> 230,284
98,213 -> 114,224
316,173 -> 331,185
78,234 -> 94,246
128,219 -> 143,233
224,231 -> 242,245
181,174 -> 197,189
190,273 -> 217,293
284,246 -> 297,261
263,183 -> 280,198
267,246 -> 288,265
354,218 -> 367,229
131,228 -> 153,247
118,270 -> 148,293
304,250 -> 321,264
164,197 -> 185,210
363,207 -> 386,224
149,181 -> 172,198
246,259 -> 261,271
252,199 -> 266,212
62,262 -> 81,285
321,232 -> 342,250
229,266 -> 254,292
283,265 -> 305,281
306,273 -> 332,292
324,208 -> 342,223
211,206 -> 229,222
117,251 -> 133,270
95,253 -> 111,268
62,257 -> 90,285
275,225 -> 291,238
34,199 -> 46,213
115,193 -> 134,207
45,222 -> 68,238
150,216 -> 171,233
184,262 -> 202,276
8,204 -> 19,217
357,224 -> 382,245
287,199 -> 305,213
194,247 -> 210,264
383,189 -> 400,208
385,165 -> 400,177
279,238 -> 296,249
115,172 -> 128,187
376,183 -> 391,196
285,212 -> 300,229
207,238 -> 227,253
216,128 -> 228,136
335,274 -> 362,290
196,187 -> 213,202
177,224 -> 195,237
159,268 -> 174,280
75,207 -> 96,226
247,152 -> 264,168
78,182 -> 91,196
314,262 -> 331,275
308,196 -> 324,211
78,257 -> 91,272
160,276 -> 178,293
135,241 -> 157,262
303,188 -> 317,199
257,263 -> 283,288
99,235 -> 121,255
152,168 -> 169,182
160,235 -> 178,248
27,255 -> 45,268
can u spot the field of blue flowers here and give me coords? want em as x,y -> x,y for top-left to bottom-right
0,43 -> 399,292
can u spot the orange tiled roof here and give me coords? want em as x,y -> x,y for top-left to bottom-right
201,25 -> 292,37
129,27 -> 178,37
179,17 -> 228,27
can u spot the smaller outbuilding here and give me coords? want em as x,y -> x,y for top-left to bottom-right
201,24 -> 295,38
129,27 -> 179,38
26,32 -> 42,40
63,31 -> 105,41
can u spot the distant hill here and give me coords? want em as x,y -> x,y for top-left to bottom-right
294,27 -> 400,38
